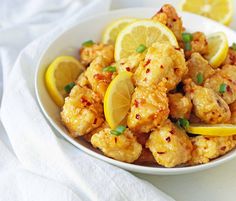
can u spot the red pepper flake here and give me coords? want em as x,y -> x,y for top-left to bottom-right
165,136 -> 171,142
144,59 -> 151,67
205,137 -> 210,140
115,137 -> 117,143
175,47 -> 181,51
146,68 -> 150,73
93,118 -> 97,124
170,130 -> 175,135
173,18 -> 177,22
160,65 -> 164,69
126,67 -> 131,72
136,114 -> 141,120
221,146 -> 226,151
227,85 -> 232,93
94,74 -> 106,80
81,97 -> 91,106
157,151 -> 165,154
134,99 -> 139,108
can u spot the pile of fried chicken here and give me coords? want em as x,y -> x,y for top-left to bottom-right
60,4 -> 236,167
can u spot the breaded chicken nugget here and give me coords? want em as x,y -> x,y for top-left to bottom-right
146,120 -> 193,167
184,79 -> 231,124
91,128 -> 142,163
61,85 -> 104,137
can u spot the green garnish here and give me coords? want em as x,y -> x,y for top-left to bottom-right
64,82 -> 75,93
177,118 -> 189,129
103,66 -> 116,72
82,40 -> 94,47
219,83 -> 227,93
110,125 -> 126,136
196,73 -> 203,84
184,42 -> 192,51
182,33 -> 193,43
136,44 -> 147,53
231,42 -> 236,51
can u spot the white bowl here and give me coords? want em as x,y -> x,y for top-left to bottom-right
35,8 -> 236,175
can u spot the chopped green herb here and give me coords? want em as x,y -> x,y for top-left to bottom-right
103,66 -> 116,72
177,118 -> 189,129
64,82 -> 75,93
110,125 -> 126,136
110,130 -> 121,136
184,42 -> 192,51
182,33 -> 193,43
219,83 -> 227,93
82,40 -> 94,47
196,73 -> 203,84
136,44 -> 147,53
231,42 -> 236,51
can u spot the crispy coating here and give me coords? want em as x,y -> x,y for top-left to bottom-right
134,42 -> 187,91
127,82 -> 169,133
79,43 -> 114,66
185,53 -> 215,84
61,85 -> 104,137
223,48 -> 236,66
152,4 -> 184,41
168,93 -> 192,119
91,128 -> 142,163
189,136 -> 236,165
116,53 -> 145,73
229,101 -> 236,124
184,79 -> 231,124
204,65 -> 236,104
180,32 -> 208,58
146,120 -> 193,167
84,56 -> 114,99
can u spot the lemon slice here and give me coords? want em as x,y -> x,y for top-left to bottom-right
104,71 -> 134,129
204,32 -> 228,68
102,17 -> 137,44
186,124 -> 236,136
45,56 -> 84,107
180,0 -> 233,25
114,19 -> 178,61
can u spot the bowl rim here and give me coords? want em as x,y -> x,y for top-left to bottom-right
35,7 -> 236,175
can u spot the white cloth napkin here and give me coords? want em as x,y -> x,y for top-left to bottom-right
0,0 -> 174,200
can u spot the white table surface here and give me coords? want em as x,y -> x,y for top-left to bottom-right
111,1 -> 236,201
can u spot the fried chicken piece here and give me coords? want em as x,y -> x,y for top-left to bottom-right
229,101 -> 236,124
223,48 -> 236,66
116,53 -> 145,73
127,82 -> 169,133
189,136 -> 236,165
180,32 -> 208,58
184,53 -> 215,84
168,93 -> 192,119
146,120 -> 193,168
84,56 -> 114,99
61,85 -> 104,137
134,42 -> 187,91
152,4 -> 184,41
79,43 -> 114,66
204,65 -> 236,104
184,79 -> 231,124
91,128 -> 142,163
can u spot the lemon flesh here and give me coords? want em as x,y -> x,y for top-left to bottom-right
180,0 -> 233,25
45,56 -> 84,107
104,71 -> 134,129
114,19 -> 178,61
204,32 -> 228,68
102,18 -> 137,44
186,124 -> 236,136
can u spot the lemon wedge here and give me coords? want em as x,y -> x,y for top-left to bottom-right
186,124 -> 236,136
104,71 -> 134,129
204,32 -> 228,68
114,19 -> 178,61
102,17 -> 137,44
180,0 -> 233,25
45,56 -> 84,107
